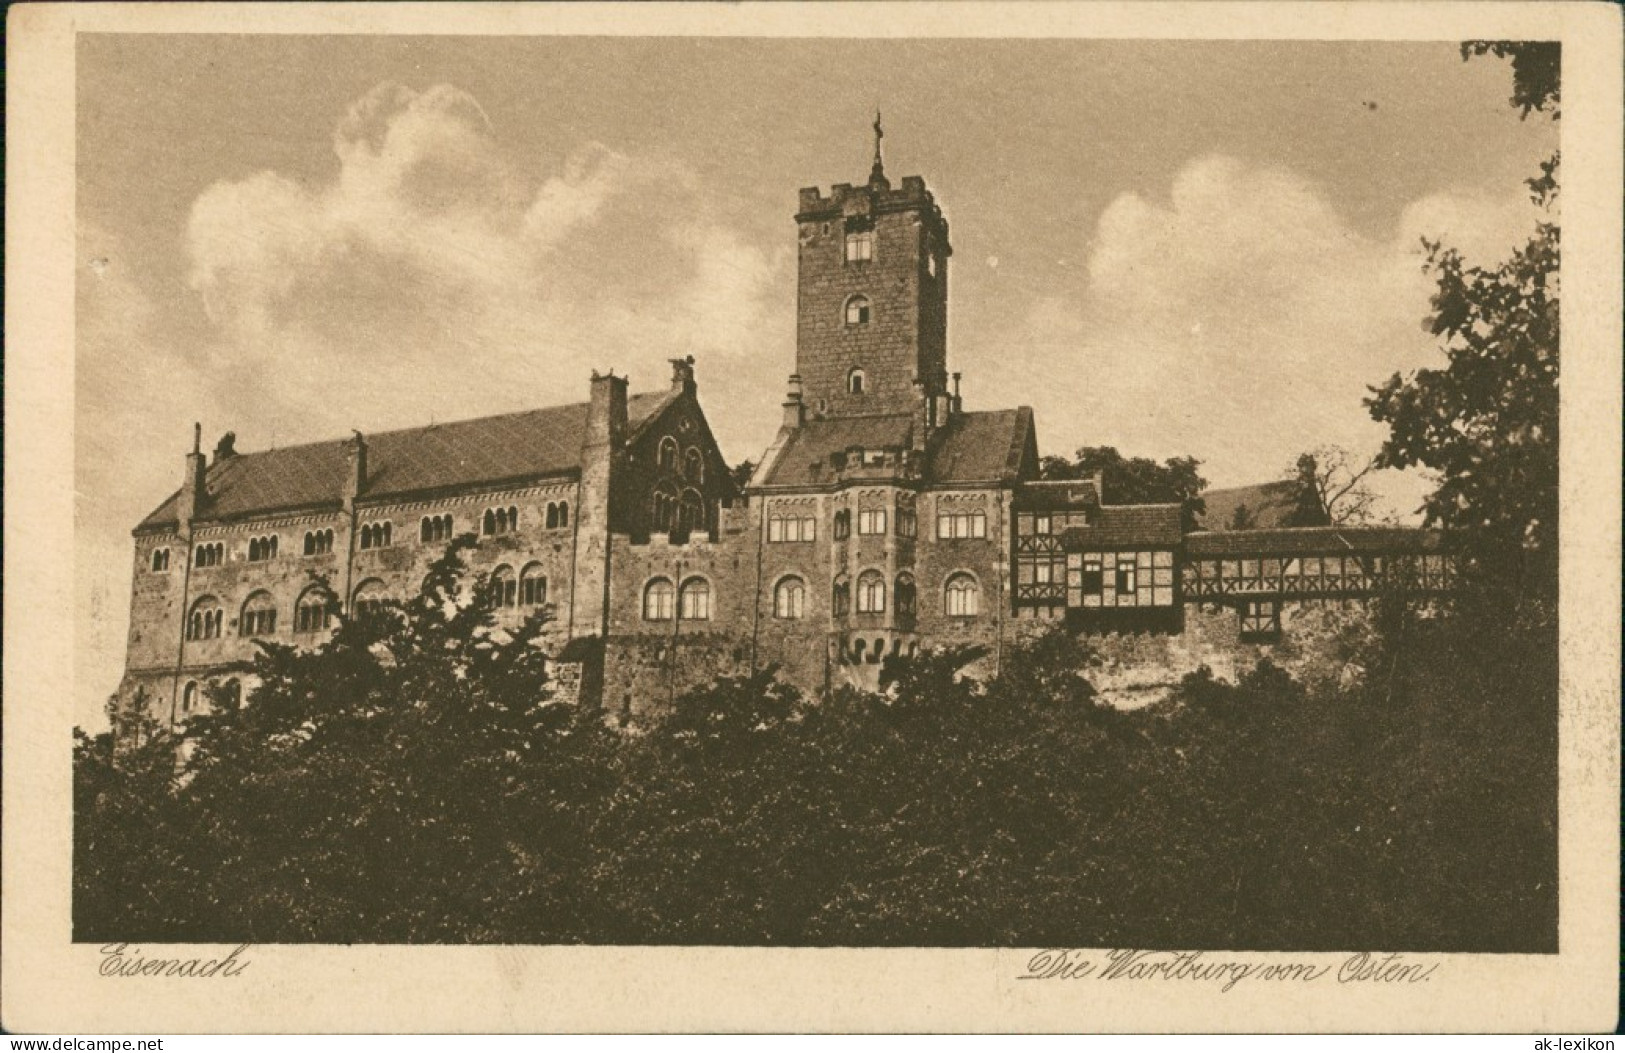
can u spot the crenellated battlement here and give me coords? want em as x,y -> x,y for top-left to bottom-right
796,175 -> 943,225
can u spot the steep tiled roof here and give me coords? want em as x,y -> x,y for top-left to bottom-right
751,407 -> 1034,489
1186,526 -> 1447,557
139,391 -> 676,530
1058,504 -> 1185,548
1200,480 -> 1299,530
923,408 -> 1033,485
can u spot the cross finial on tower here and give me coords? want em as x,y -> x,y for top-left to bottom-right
870,109 -> 886,185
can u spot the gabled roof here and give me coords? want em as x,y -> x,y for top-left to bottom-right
1058,504 -> 1185,549
139,390 -> 676,530
923,408 -> 1034,485
751,407 -> 1035,490
1185,526 -> 1447,557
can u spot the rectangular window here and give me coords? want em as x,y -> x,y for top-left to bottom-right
1034,514 -> 1051,535
768,517 -> 784,543
1082,558 -> 1103,594
1035,562 -> 1053,585
858,509 -> 886,535
1116,558 -> 1136,594
936,510 -> 987,539
897,510 -> 916,538
1241,600 -> 1281,640
845,229 -> 873,262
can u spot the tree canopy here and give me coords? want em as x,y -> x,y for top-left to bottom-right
1367,42 -> 1559,601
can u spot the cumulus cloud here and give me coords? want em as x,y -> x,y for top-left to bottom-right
183,81 -> 791,454
1000,154 -> 1543,516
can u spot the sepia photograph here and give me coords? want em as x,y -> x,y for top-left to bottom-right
6,1 -> 1620,1035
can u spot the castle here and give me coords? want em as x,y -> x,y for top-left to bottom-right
114,136 -> 1453,735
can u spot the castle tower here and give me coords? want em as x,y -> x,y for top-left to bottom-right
793,114 -> 952,419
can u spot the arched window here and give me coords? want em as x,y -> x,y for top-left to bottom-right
679,578 -> 711,621
833,509 -> 851,540
650,487 -> 677,533
240,591 -> 278,637
832,574 -> 851,617
945,573 -> 980,618
182,681 -> 199,714
895,573 -> 917,617
483,509 -> 496,535
491,565 -> 517,608
643,578 -> 675,622
844,294 -> 871,326
546,503 -> 559,529
249,538 -> 261,561
520,564 -> 548,606
684,448 -> 704,484
421,514 -> 453,544
557,501 -> 569,528
222,679 -> 242,710
658,437 -> 678,472
295,587 -> 336,634
304,529 -> 334,556
352,578 -> 389,618
774,576 -> 806,619
847,367 -> 866,395
851,638 -> 865,664
675,490 -> 705,539
186,596 -> 222,641
194,542 -> 224,568
857,570 -> 886,614
361,522 -> 392,550
150,548 -> 170,572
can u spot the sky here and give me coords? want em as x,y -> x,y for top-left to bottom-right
75,35 -> 1558,724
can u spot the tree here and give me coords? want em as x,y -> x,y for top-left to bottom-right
1367,43 -> 1559,599
1280,446 -> 1377,527
730,459 -> 757,490
1227,503 -> 1258,531
1040,445 -> 1207,528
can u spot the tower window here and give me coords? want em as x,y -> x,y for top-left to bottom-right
844,229 -> 873,263
848,368 -> 866,395
150,547 -> 171,573
856,571 -> 886,614
844,295 -> 871,326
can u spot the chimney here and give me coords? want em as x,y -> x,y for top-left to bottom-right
343,430 -> 368,510
670,355 -> 697,396
176,423 -> 208,528
212,431 -> 237,463
952,372 -> 963,415
586,370 -> 629,449
782,373 -> 805,430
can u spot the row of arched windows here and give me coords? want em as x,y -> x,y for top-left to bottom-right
655,438 -> 706,485
247,535 -> 279,562
186,605 -> 223,640
421,514 -> 454,543
194,542 -> 224,568
488,564 -> 549,608
483,505 -> 520,536
305,529 -> 335,556
642,577 -> 711,622
359,521 -> 393,550
649,487 -> 706,537
824,572 -> 976,619
545,501 -> 570,529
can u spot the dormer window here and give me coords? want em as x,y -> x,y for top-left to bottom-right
844,295 -> 871,326
848,368 -> 866,395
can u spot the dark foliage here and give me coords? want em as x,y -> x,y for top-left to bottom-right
1040,445 -> 1207,529
76,543 -> 1555,949
1369,43 -> 1559,601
